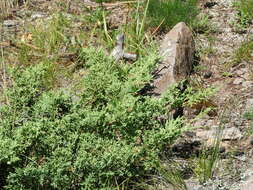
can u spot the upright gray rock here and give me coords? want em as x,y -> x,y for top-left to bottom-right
152,22 -> 195,96
111,34 -> 125,61
110,33 -> 137,62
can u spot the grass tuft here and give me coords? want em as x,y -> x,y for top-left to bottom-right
146,0 -> 199,31
193,126 -> 223,184
233,36 -> 253,64
0,0 -> 29,20
232,0 -> 253,33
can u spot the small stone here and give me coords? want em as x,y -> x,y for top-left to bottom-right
205,120 -> 214,127
234,150 -> 244,157
196,127 -> 242,142
233,119 -> 243,127
243,72 -> 251,80
221,26 -> 231,34
31,12 -> 46,20
204,2 -> 218,8
246,99 -> 253,110
250,138 -> 253,146
237,155 -> 247,162
171,140 -> 201,158
3,20 -> 18,27
242,81 -> 252,88
239,168 -> 253,190
222,127 -> 242,141
233,78 -> 244,85
235,68 -> 247,76
185,179 -> 202,190
193,119 -> 207,127
209,11 -> 219,18
203,71 -> 213,79
219,146 -> 226,153
185,131 -> 196,138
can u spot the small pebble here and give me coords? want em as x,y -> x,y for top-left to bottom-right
31,12 -> 46,20
250,138 -> 253,146
3,20 -> 18,27
203,71 -> 213,79
246,99 -> 253,110
204,2 -> 218,8
233,78 -> 244,85
242,81 -> 252,88
234,150 -> 244,157
219,146 -> 226,153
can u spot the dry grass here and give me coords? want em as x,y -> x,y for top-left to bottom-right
0,0 -> 28,19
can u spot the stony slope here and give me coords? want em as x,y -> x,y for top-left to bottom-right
0,0 -> 253,189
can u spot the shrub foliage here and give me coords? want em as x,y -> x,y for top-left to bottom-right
0,47 -> 184,189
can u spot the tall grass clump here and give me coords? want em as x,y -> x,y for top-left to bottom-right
232,0 -> 253,32
17,12 -> 75,66
244,108 -> 253,121
115,0 -> 151,55
147,0 -> 199,31
0,44 -> 186,189
233,36 -> 253,64
194,126 -> 222,184
244,108 -> 253,135
234,0 -> 253,20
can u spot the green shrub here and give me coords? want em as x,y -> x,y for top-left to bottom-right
147,0 -> 199,31
0,46 -> 184,189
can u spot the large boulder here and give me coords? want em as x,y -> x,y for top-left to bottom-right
152,22 -> 195,96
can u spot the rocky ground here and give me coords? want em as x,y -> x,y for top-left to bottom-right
181,0 -> 253,189
0,0 -> 253,189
